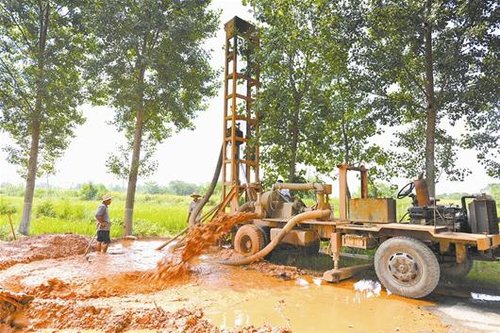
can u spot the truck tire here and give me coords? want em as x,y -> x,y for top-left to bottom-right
440,255 -> 473,279
234,224 -> 266,256
374,236 -> 440,299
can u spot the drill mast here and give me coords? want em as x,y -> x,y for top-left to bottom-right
220,17 -> 260,213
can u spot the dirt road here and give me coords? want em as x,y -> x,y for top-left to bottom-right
1,234 -> 499,332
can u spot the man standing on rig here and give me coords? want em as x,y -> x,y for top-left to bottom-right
95,194 -> 112,253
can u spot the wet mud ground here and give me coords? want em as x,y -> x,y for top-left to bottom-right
1,234 -> 499,332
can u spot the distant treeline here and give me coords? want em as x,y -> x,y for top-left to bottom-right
0,180 -> 222,200
1,182 -> 498,202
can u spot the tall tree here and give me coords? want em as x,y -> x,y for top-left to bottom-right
0,1 -> 88,235
312,0 -> 388,178
88,0 -> 218,235
364,0 -> 499,196
246,0 -> 385,184
246,0 -> 334,183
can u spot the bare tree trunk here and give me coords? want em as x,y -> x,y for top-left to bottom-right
19,1 -> 49,235
341,110 -> 350,164
424,0 -> 436,198
288,102 -> 300,182
123,67 -> 146,236
19,119 -> 41,235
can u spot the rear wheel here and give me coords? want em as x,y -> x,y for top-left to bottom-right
234,224 -> 266,256
374,237 -> 440,299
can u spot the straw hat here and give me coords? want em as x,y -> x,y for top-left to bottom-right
102,194 -> 112,202
190,192 -> 201,198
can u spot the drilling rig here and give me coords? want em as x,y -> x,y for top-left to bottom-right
193,17 -> 500,299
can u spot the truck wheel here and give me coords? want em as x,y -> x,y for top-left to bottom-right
234,224 -> 266,256
374,237 -> 440,299
440,255 -> 473,279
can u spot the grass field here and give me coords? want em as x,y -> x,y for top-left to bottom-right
0,189 -> 346,240
0,191 -> 192,240
0,189 -> 497,240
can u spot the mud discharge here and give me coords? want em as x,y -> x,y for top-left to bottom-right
147,212 -> 257,284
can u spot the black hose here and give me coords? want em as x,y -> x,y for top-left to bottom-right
188,144 -> 223,227
460,195 -> 476,216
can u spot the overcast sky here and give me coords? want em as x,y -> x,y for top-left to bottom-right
0,0 -> 497,195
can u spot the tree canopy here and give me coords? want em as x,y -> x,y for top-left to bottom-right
87,0 -> 219,234
363,0 -> 499,194
246,0 -> 499,192
246,0 -> 388,184
0,0 -> 89,234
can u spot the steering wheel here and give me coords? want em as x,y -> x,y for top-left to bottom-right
397,182 -> 415,199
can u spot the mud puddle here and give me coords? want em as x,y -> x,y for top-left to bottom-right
1,239 -> 448,332
2,217 -> 494,332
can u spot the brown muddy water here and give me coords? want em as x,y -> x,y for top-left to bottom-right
1,233 -> 499,332
0,238 -> 443,332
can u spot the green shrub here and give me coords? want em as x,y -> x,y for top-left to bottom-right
0,225 -> 12,240
36,201 -> 56,218
79,183 -> 108,201
55,201 -> 86,220
0,201 -> 17,215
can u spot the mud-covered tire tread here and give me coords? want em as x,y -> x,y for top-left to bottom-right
234,224 -> 266,256
374,236 -> 440,299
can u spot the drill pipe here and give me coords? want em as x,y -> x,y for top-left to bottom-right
221,209 -> 331,266
272,182 -> 328,192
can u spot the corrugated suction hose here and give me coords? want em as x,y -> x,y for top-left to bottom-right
221,209 -> 331,266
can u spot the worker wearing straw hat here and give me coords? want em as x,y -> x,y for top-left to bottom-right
188,192 -> 202,228
95,194 -> 112,253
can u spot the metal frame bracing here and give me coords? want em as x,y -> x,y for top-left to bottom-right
220,16 -> 260,214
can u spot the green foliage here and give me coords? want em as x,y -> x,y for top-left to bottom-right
245,0 -> 388,184
482,184 -> 500,200
141,181 -> 167,195
166,180 -> 200,196
86,0 -> 220,178
0,0 -> 93,234
0,191 -> 194,240
79,183 -> 108,201
53,200 -> 87,220
36,201 -> 56,218
0,183 -> 24,197
467,261 -> 500,285
363,0 -> 499,181
0,200 -> 17,215
247,0 -> 498,188
368,182 -> 398,198
0,1 -> 88,176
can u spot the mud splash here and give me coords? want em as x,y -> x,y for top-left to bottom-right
146,212 -> 258,284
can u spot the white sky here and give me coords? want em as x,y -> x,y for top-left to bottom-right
0,0 -> 497,195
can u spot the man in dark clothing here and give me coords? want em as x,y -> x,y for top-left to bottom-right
95,194 -> 112,253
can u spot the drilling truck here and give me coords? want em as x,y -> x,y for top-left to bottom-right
191,16 -> 499,299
